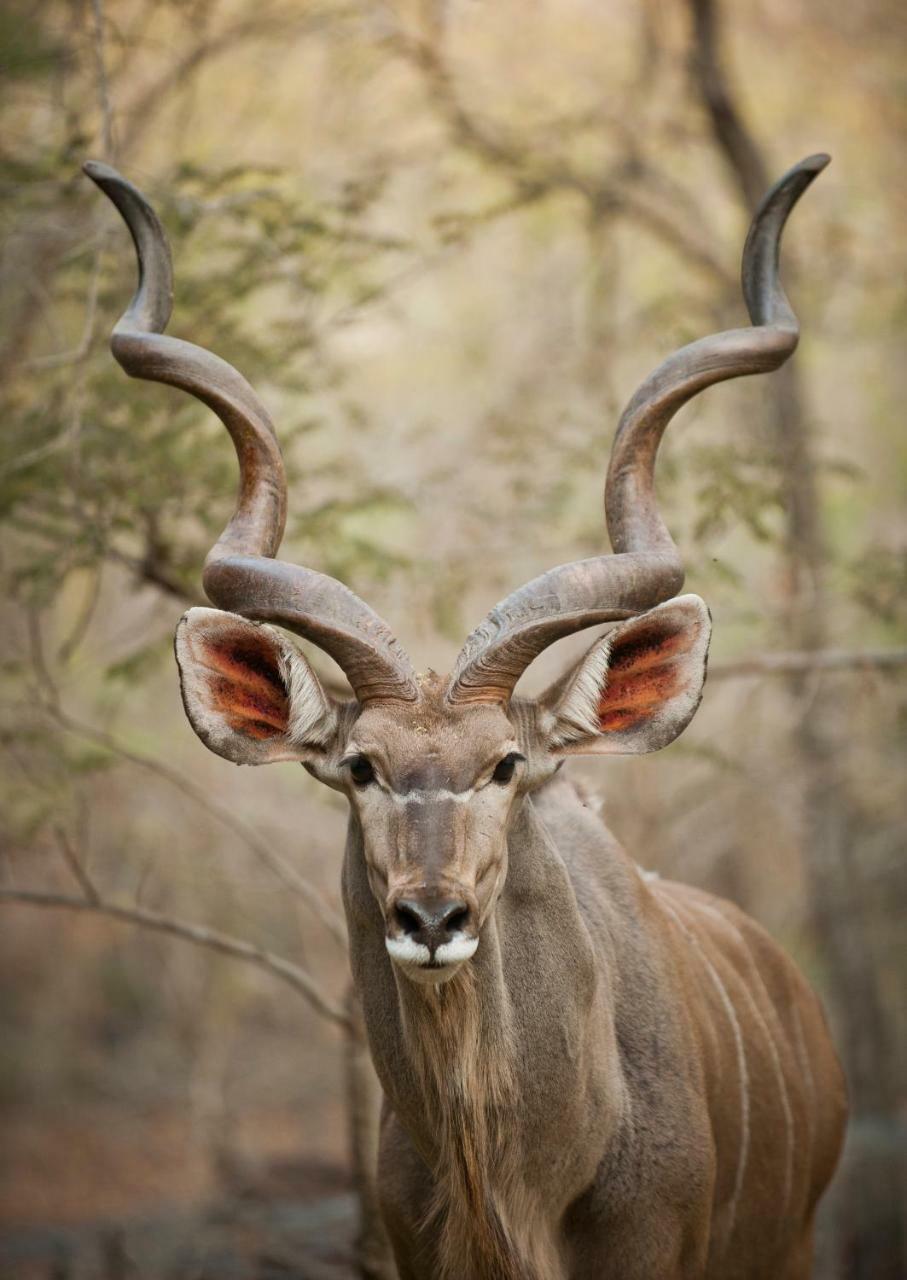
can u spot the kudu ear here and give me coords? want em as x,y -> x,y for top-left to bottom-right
543,596 -> 711,756
175,608 -> 338,765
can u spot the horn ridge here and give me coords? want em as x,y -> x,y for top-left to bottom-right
83,160 -> 287,562
447,154 -> 829,706
203,558 -> 419,704
86,160 -> 418,704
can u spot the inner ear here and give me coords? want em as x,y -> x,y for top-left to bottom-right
175,608 -> 336,765
598,611 -> 696,734
200,627 -> 292,740
545,595 -> 711,756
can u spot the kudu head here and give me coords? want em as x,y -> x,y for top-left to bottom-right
86,154 -> 827,986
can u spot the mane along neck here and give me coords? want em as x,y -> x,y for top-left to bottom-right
344,789 -> 610,1280
396,949 -> 562,1280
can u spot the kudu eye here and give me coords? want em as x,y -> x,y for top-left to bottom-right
348,755 -> 375,787
492,752 -> 522,785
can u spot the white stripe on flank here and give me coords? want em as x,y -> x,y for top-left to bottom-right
790,1004 -> 816,1174
791,1004 -> 815,1108
738,981 -> 794,1218
658,898 -> 750,1248
687,898 -> 795,1220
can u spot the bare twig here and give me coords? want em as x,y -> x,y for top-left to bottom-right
54,826 -> 100,903
0,889 -> 350,1028
45,700 -> 349,946
104,546 -> 207,608
24,246 -> 106,372
389,27 -> 733,287
709,647 -> 907,680
25,608 -> 60,711
25,612 -> 347,946
89,0 -> 117,163
687,0 -> 768,211
0,424 -> 83,478
118,7 -> 347,154
57,565 -> 103,664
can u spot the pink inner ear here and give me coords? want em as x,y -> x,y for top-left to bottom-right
199,633 -> 290,740
597,621 -> 693,733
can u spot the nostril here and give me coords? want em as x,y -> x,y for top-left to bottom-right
445,907 -> 469,935
394,901 -> 423,937
392,897 -> 471,944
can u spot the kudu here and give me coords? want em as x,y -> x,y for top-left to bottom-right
86,153 -> 846,1280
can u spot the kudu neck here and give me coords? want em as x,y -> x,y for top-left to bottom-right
342,781 -> 624,1157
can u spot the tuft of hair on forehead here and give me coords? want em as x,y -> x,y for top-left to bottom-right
352,683 -> 519,789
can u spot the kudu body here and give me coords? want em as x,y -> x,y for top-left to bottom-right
86,153 -> 846,1279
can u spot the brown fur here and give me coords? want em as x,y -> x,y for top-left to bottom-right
347,773 -> 847,1280
399,967 -> 520,1278
395,964 -> 569,1280
177,607 -> 846,1278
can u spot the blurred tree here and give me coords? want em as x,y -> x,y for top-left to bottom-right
1,2 -> 904,1277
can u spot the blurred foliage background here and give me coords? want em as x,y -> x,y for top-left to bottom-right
0,1 -> 904,1277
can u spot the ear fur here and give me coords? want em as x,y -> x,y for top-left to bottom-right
545,595 -> 711,755
174,608 -> 337,765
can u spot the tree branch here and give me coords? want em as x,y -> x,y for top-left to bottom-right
54,826 -> 101,903
24,244 -> 105,372
709,648 -> 907,679
104,546 -> 207,608
389,27 -> 733,287
118,7 -> 346,155
687,0 -> 769,211
89,0 -> 117,163
45,700 -> 349,946
24,612 -> 347,947
0,889 -> 350,1029
57,565 -> 103,665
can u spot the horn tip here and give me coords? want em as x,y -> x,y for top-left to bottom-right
762,153 -> 831,214
83,159 -> 121,186
799,152 -> 831,174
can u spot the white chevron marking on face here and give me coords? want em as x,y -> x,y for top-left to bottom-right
388,788 -> 475,805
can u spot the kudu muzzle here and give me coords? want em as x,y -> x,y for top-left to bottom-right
378,793 -> 485,978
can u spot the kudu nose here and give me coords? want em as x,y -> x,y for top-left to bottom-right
393,897 -> 471,954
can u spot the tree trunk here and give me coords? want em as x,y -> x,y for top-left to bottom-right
687,2 -> 904,1274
